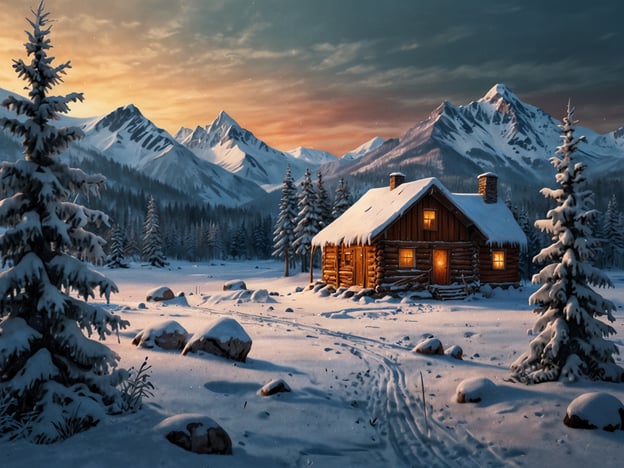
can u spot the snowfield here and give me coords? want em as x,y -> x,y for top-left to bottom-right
4,260 -> 624,467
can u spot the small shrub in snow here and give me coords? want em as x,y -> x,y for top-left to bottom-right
456,377 -> 496,403
563,392 -> 624,431
119,357 -> 155,412
285,307 -> 294,313
259,378 -> 291,397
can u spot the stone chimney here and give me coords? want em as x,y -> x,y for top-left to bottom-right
478,172 -> 498,203
389,172 -> 406,190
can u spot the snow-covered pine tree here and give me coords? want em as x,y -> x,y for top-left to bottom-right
142,196 -> 166,267
316,171 -> 332,229
603,195 -> 624,268
510,103 -> 623,384
272,166 -> 298,276
0,2 -> 129,442
293,168 -> 322,272
332,176 -> 353,220
107,224 -> 128,268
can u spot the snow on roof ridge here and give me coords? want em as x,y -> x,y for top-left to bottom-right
312,176 -> 526,249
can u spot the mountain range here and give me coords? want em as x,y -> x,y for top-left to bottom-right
1,84 -> 623,209
326,84 -> 624,193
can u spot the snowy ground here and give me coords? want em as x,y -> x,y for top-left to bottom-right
4,260 -> 624,467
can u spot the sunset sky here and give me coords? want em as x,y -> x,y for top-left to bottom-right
1,0 -> 622,156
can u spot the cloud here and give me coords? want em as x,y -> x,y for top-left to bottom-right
311,40 -> 374,70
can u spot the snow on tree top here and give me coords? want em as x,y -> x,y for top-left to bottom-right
312,177 -> 526,248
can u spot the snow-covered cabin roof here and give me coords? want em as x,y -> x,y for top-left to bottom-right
312,177 -> 527,248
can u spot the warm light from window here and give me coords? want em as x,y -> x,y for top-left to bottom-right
423,209 -> 437,230
399,248 -> 415,267
492,250 -> 505,270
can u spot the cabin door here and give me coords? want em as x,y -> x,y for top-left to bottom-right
354,246 -> 366,287
432,249 -> 449,285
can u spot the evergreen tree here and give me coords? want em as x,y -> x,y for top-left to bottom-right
272,166 -> 298,276
142,196 -> 166,267
332,177 -> 353,219
107,224 -> 128,268
316,171 -> 332,229
293,168 -> 322,272
0,2 -> 129,442
125,224 -> 140,260
510,103 -> 623,383
603,194 -> 624,267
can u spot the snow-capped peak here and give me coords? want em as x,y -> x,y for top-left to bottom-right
208,110 -> 240,132
341,136 -> 386,160
287,146 -> 337,165
481,83 -> 516,104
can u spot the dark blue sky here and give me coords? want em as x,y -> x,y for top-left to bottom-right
2,0 -> 622,154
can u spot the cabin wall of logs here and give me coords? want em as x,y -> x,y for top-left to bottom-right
479,245 -> 521,286
317,186 -> 522,292
320,240 -> 520,292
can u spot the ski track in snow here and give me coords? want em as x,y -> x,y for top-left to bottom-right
201,305 -> 509,467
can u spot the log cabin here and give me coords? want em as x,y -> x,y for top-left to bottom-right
312,173 -> 526,298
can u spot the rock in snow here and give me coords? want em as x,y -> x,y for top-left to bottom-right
155,413 -> 232,455
132,320 -> 189,350
146,286 -> 175,302
456,377 -> 496,403
412,337 -> 444,355
445,344 -> 464,360
259,378 -> 291,397
182,317 -> 252,362
563,392 -> 624,432
223,279 -> 247,291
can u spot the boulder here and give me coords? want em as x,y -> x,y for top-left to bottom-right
445,344 -> 463,360
132,320 -> 189,350
155,414 -> 232,455
563,392 -> 624,432
223,279 -> 247,291
259,378 -> 291,397
456,377 -> 496,403
412,337 -> 444,355
182,318 -> 252,362
146,286 -> 175,302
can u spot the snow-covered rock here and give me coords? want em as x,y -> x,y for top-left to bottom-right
146,286 -> 175,302
563,392 -> 624,431
258,378 -> 291,397
412,337 -> 444,355
445,344 -> 463,360
250,289 -> 272,303
455,377 -> 496,403
223,279 -> 247,291
155,413 -> 232,455
132,320 -> 189,350
182,318 -> 252,362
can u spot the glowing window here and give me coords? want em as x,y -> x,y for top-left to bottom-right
492,250 -> 505,270
399,248 -> 415,268
423,209 -> 437,230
